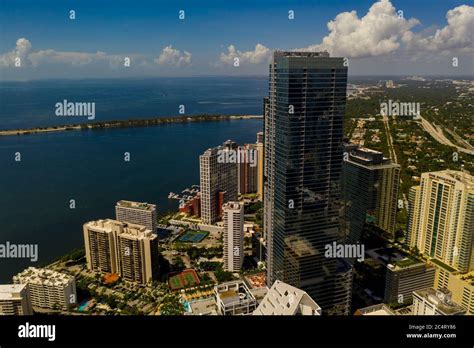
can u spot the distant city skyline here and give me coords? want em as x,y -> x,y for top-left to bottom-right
0,0 -> 473,80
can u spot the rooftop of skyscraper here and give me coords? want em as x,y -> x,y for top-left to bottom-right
116,200 -> 156,211
274,51 -> 330,58
427,169 -> 474,187
366,247 -> 425,270
201,139 -> 237,156
85,219 -> 154,237
344,143 -> 397,167
222,202 -> 242,211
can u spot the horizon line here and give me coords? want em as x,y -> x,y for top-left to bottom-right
1,74 -> 474,83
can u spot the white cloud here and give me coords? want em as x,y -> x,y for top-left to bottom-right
219,43 -> 271,65
0,38 -> 150,68
0,38 -> 32,66
405,5 -> 474,53
154,46 -> 192,66
301,0 -> 420,58
28,50 -> 123,67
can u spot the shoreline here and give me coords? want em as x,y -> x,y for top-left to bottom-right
0,114 -> 263,137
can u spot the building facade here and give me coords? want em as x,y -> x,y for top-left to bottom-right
115,200 -> 157,232
264,51 -> 349,313
179,195 -> 201,217
413,288 -> 465,315
342,144 -> 400,242
237,144 -> 258,195
83,219 -> 159,284
407,170 -> 474,273
116,224 -> 160,284
200,140 -> 238,224
223,202 -> 244,272
384,261 -> 436,304
432,259 -> 474,315
256,132 -> 264,200
0,284 -> 32,315
13,267 -> 76,310
215,280 -> 257,315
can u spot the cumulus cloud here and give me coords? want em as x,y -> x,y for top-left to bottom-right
0,38 -> 32,66
219,43 -> 271,65
404,5 -> 474,53
0,38 -> 149,68
301,0 -> 420,58
154,46 -> 192,66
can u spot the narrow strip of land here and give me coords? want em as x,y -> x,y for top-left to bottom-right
0,114 -> 263,137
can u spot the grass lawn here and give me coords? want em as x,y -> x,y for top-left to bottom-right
168,270 -> 200,290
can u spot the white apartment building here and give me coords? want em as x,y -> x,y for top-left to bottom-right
13,267 -> 76,310
413,288 -> 465,315
214,280 -> 257,315
115,200 -> 157,232
83,219 -> 121,274
407,170 -> 474,273
223,202 -> 244,272
0,284 -> 32,315
116,224 -> 159,284
83,219 -> 159,284
253,280 -> 322,315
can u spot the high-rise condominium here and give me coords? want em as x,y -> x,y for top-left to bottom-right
83,219 -> 159,284
223,202 -> 244,272
256,132 -> 264,199
115,200 -> 157,232
200,140 -> 238,224
342,143 -> 400,242
238,144 -> 258,195
407,170 -> 474,273
264,51 -> 349,313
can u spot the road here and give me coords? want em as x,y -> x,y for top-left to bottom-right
418,116 -> 474,156
444,127 -> 474,151
382,114 -> 398,163
383,115 -> 408,210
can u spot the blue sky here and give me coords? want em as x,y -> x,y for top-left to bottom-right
0,0 -> 473,79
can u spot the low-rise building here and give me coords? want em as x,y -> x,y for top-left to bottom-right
354,303 -> 396,316
413,288 -> 465,315
0,284 -> 32,315
384,260 -> 436,304
432,259 -> 474,315
253,280 -> 322,315
13,267 -> 76,310
214,280 -> 257,315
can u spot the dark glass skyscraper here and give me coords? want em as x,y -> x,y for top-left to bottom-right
342,143 -> 400,243
264,51 -> 351,314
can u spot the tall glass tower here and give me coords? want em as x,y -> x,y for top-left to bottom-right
264,51 -> 351,314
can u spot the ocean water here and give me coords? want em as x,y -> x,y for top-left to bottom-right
0,77 -> 265,282
0,77 -> 266,130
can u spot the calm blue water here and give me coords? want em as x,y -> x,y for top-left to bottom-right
0,77 -> 266,130
0,78 -> 264,282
